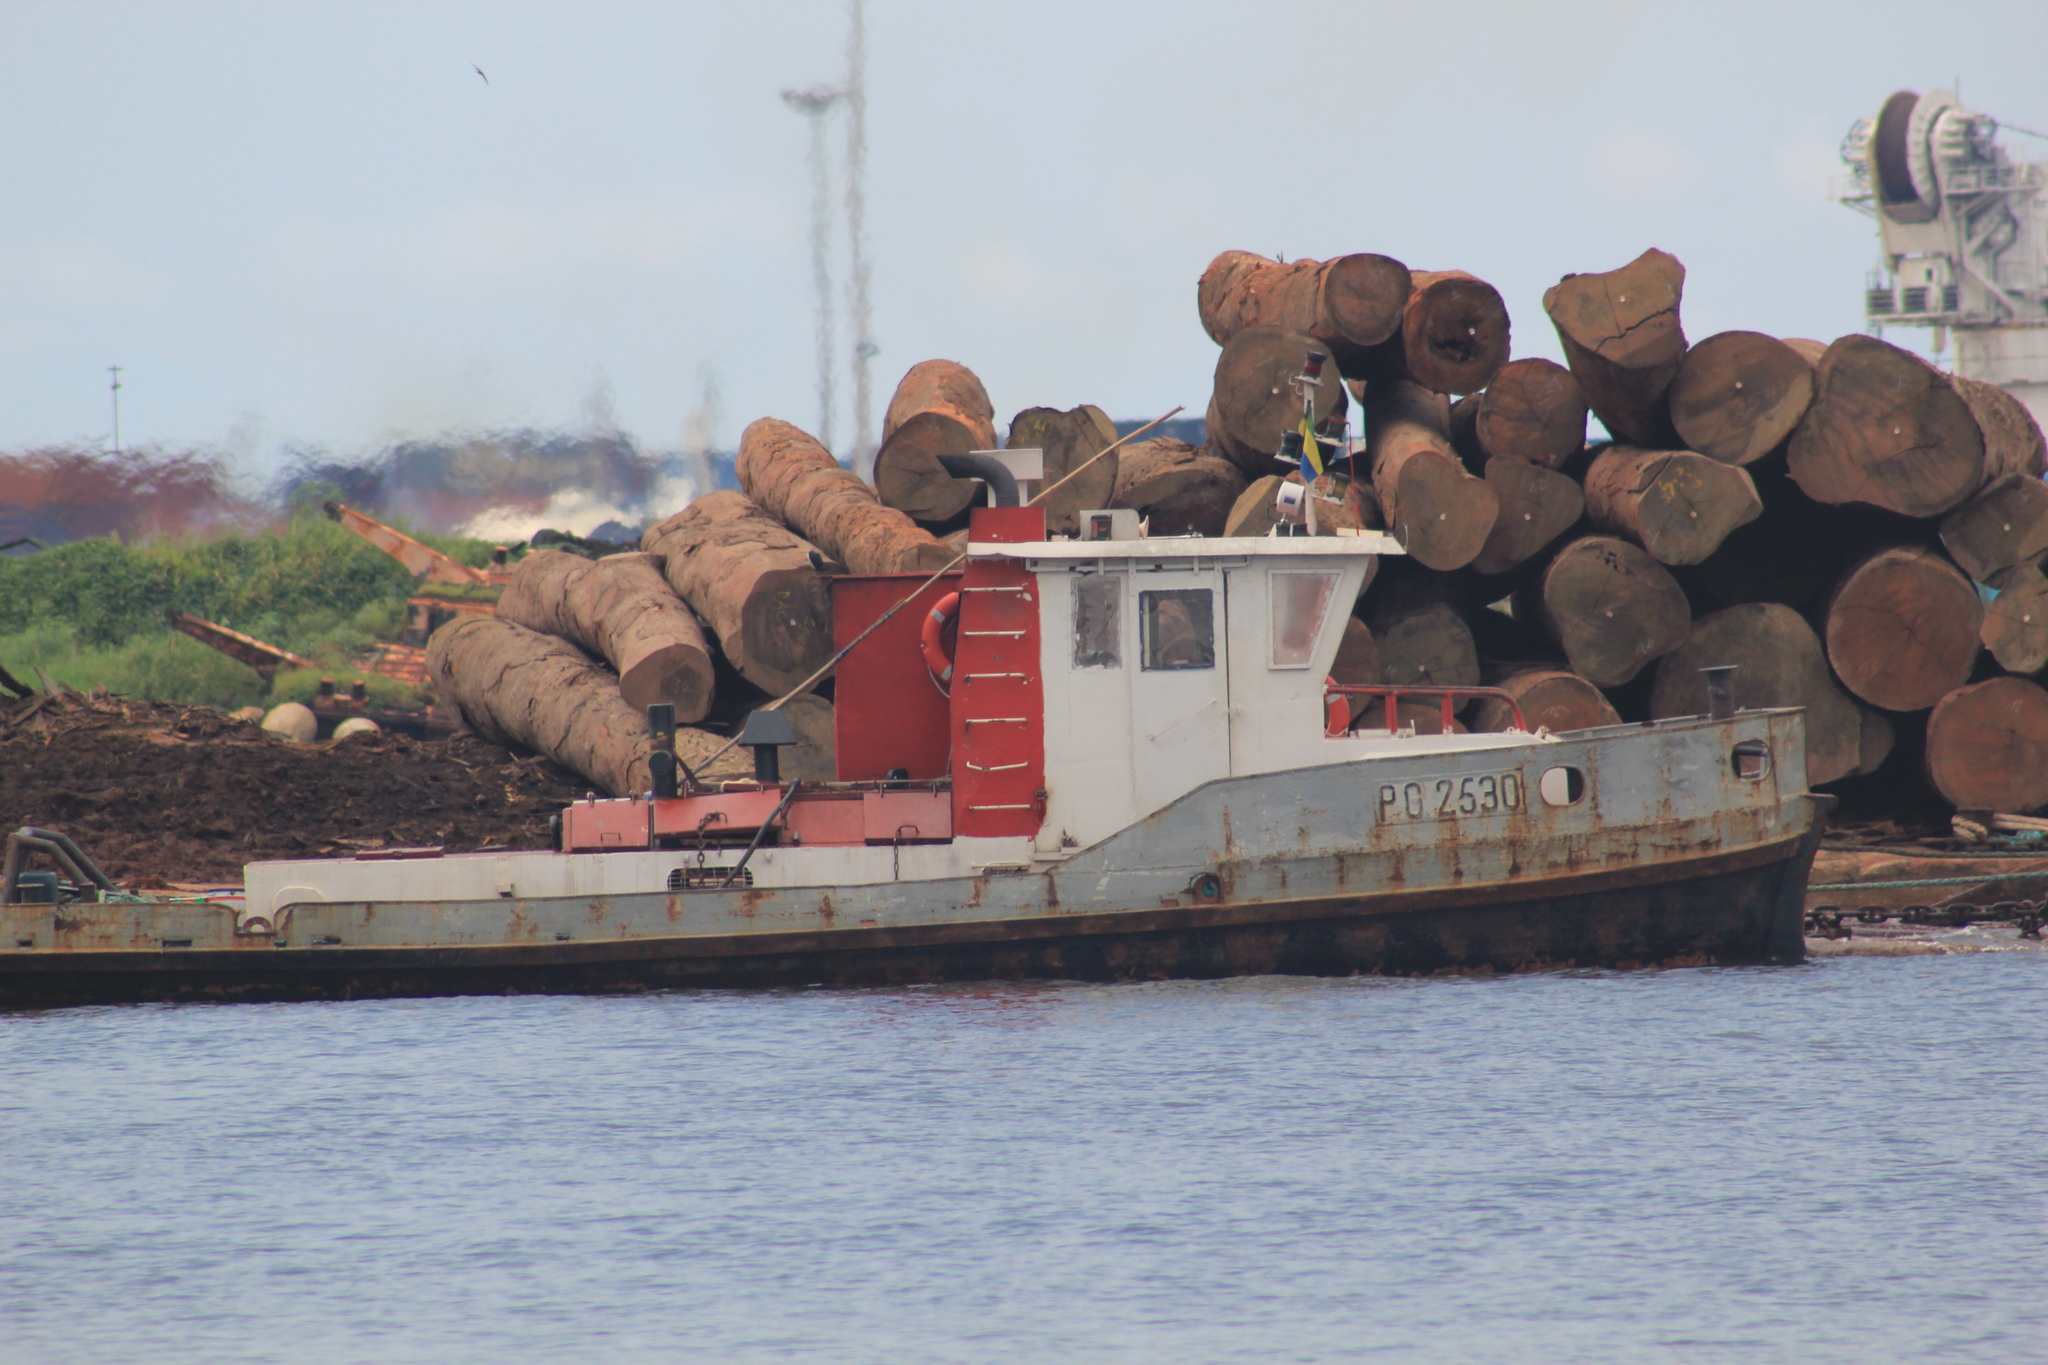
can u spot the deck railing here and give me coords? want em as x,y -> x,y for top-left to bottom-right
1323,683 -> 1528,737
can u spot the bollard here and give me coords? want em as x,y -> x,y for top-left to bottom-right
1701,665 -> 1737,721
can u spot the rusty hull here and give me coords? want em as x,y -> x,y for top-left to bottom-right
0,711 -> 1829,1009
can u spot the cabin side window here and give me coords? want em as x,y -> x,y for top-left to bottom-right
1270,571 -> 1338,668
1140,589 -> 1215,671
1072,576 -> 1122,669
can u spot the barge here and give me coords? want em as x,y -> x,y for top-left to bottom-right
0,506 -> 1829,1008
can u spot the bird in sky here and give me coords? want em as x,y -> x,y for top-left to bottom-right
473,64 -> 489,85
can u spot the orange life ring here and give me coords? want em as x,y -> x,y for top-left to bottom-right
921,591 -> 961,690
1324,678 -> 1351,737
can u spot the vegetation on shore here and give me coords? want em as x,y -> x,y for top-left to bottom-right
0,514 -> 496,710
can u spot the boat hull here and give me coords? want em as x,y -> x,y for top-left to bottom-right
0,823 -> 1821,1009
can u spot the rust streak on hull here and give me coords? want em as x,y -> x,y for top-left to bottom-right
0,828 -> 1819,1010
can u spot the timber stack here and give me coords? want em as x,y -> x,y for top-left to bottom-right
421,240 -> 2048,827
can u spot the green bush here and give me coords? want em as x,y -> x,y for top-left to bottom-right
0,514 -> 478,653
0,625 -> 269,710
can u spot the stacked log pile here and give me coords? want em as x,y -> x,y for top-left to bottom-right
422,243 -> 2048,824
1188,244 -> 2048,814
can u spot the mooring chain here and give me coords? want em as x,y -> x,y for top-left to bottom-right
1804,902 -> 2048,941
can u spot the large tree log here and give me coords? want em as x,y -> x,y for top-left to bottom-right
1225,475 -> 1286,538
1208,326 -> 1350,476
496,549 -> 715,722
873,360 -> 1000,524
642,490 -> 833,697
1470,667 -> 1620,734
1939,473 -> 2048,583
880,358 -> 997,447
1979,557 -> 2048,673
1786,334 -> 1985,517
1648,602 -> 1864,785
1447,358 -> 1588,469
1327,615 -> 1382,726
1353,270 -> 1511,395
1667,331 -> 1814,465
429,616 -> 703,795
1581,446 -> 1763,565
1364,596 -> 1480,691
1520,535 -> 1690,687
738,418 -> 954,574
1824,545 -> 1982,711
1365,380 -> 1499,570
1195,250 -> 1413,372
1469,457 -> 1584,576
1954,374 -> 2048,482
1006,404 -> 1119,536
1542,248 -> 1687,447
1925,676 -> 2048,812
1109,439 -> 1249,537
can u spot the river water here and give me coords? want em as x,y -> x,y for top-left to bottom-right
3,955 -> 2044,1364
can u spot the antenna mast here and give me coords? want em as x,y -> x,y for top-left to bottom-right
844,0 -> 876,477
781,84 -> 843,453
107,365 -> 123,455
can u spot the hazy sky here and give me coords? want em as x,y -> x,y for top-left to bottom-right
3,0 -> 2045,477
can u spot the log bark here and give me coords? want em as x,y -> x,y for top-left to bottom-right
1108,439 -> 1248,537
1470,667 -> 1620,734
1925,676 -> 2048,812
880,358 -> 997,447
496,549 -> 716,722
1786,334 -> 1985,517
874,360 -> 1000,525
774,693 -> 838,783
1647,602 -> 1864,785
738,417 -> 954,574
1824,545 -> 1983,711
1366,380 -> 1499,571
1667,330 -> 1814,465
1581,446 -> 1763,565
1980,557 -> 2048,673
1469,457 -> 1584,576
1195,250 -> 1413,370
1954,374 -> 2048,482
1939,473 -> 2048,583
428,616 -> 658,796
1006,405 -> 1119,537
1208,326 -> 1350,476
1542,248 -> 1688,447
1522,535 -> 1690,687
641,490 -> 834,697
1447,358 -> 1588,469
1853,707 -> 1895,778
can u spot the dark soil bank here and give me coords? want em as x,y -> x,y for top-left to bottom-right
1,692 -> 580,885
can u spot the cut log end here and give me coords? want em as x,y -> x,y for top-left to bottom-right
1926,676 -> 2048,812
1530,535 -> 1690,687
1668,330 -> 1814,465
1824,545 -> 1982,712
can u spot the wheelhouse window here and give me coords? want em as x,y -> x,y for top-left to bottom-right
1140,589 -> 1215,671
1072,576 -> 1122,669
1270,571 -> 1338,668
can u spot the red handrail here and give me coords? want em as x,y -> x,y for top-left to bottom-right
1323,683 -> 1529,737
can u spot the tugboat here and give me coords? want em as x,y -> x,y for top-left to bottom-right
0,505 -> 1828,1008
